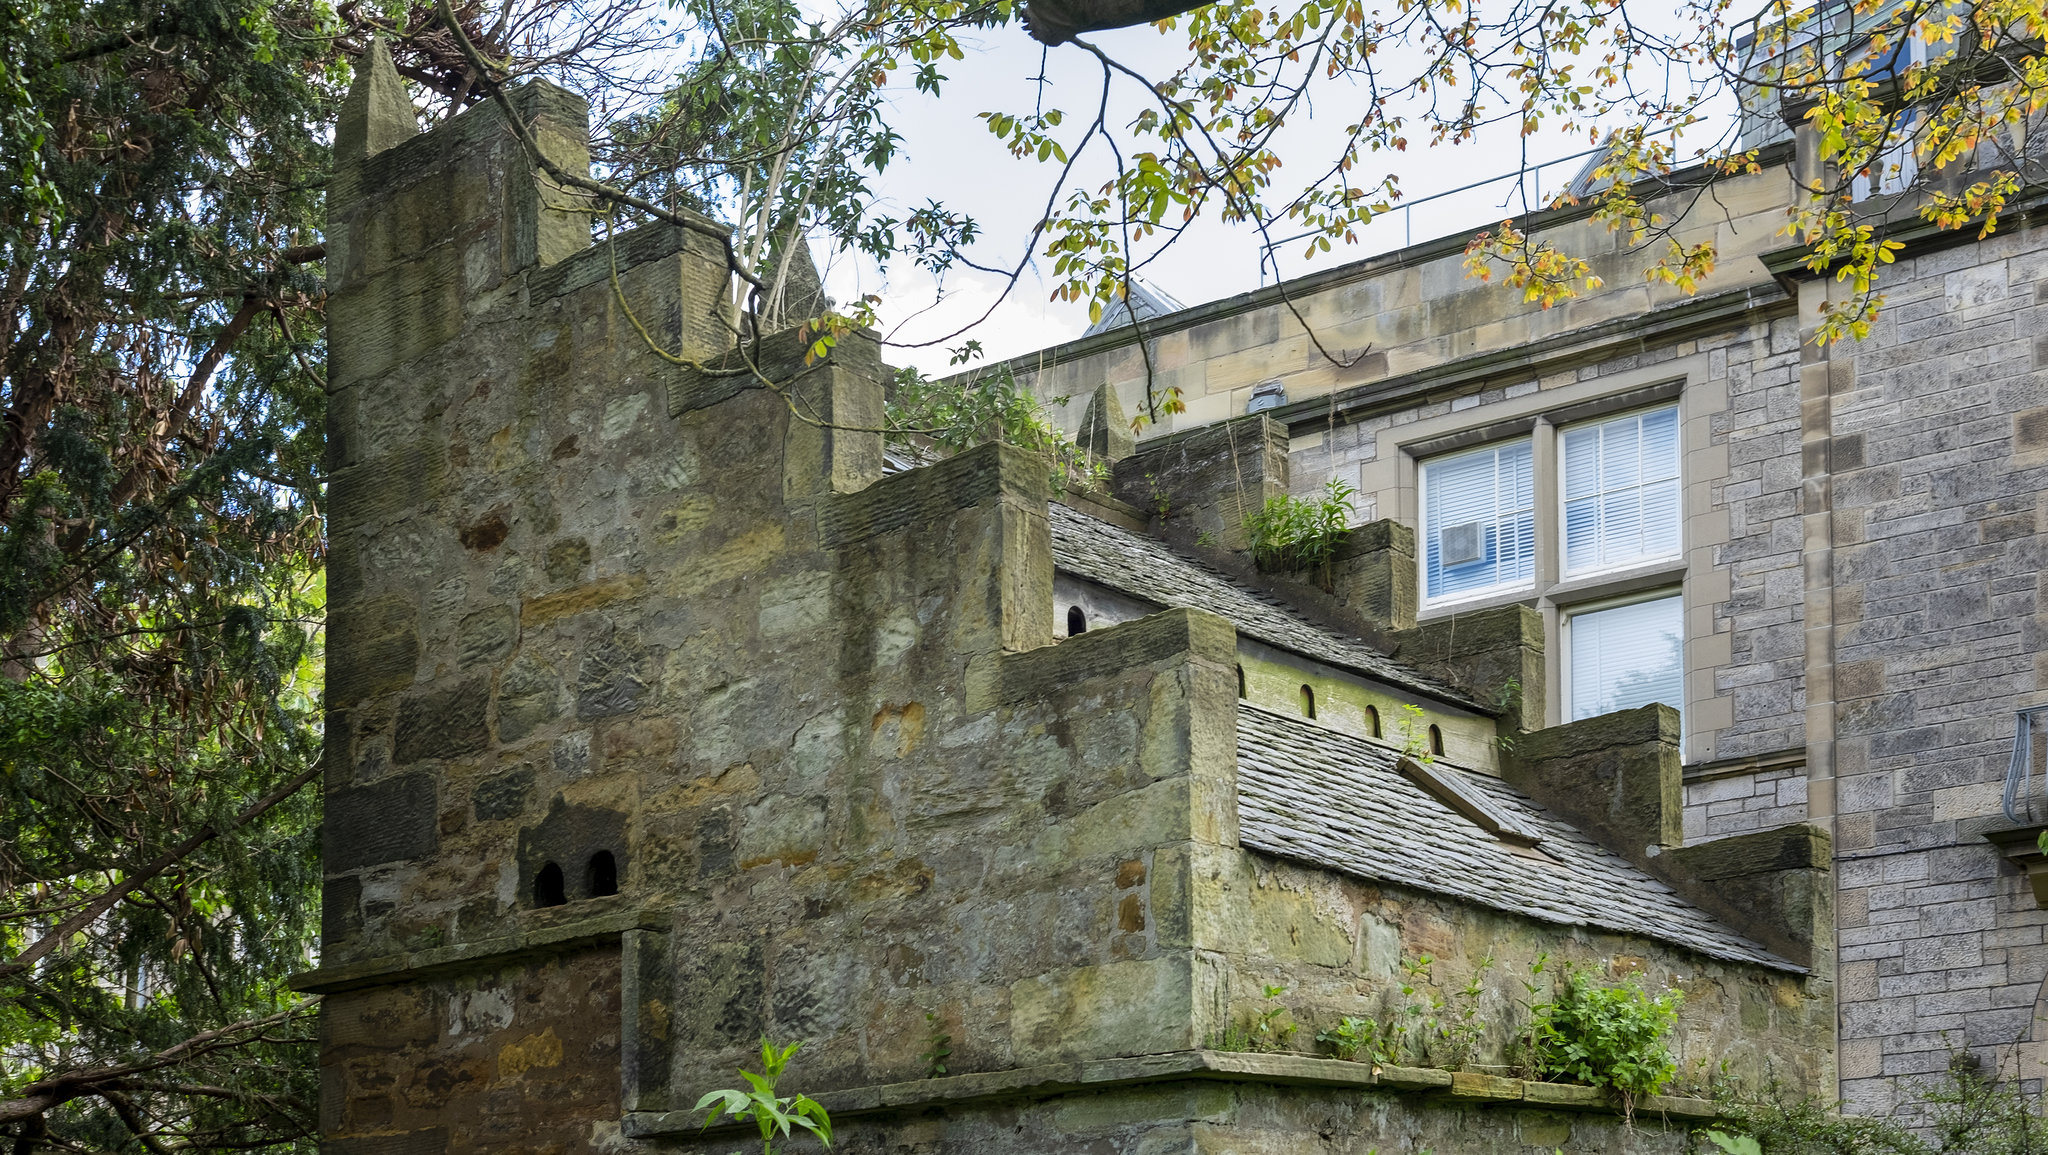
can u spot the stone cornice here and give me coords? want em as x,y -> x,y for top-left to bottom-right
288,906 -> 670,995
1265,283 -> 1796,435
624,1050 -> 1721,1139
1760,186 -> 2048,282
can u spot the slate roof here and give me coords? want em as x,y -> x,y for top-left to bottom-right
1048,502 -> 1480,709
1081,277 -> 1188,338
1235,702 -> 1800,972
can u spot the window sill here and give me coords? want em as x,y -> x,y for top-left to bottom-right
1541,560 -> 1687,609
1417,584 -> 1538,622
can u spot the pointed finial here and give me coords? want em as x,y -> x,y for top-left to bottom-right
335,36 -> 420,162
1079,381 -> 1134,462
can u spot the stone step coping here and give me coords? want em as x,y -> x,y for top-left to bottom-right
621,1049 -> 1717,1139
288,905 -> 669,994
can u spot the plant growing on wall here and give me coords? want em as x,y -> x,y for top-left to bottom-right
1704,1049 -> 2043,1154
1209,984 -> 1298,1053
696,1038 -> 834,1155
1523,962 -> 1682,1109
1245,478 -> 1356,588
1386,954 -> 1491,1070
1316,1015 -> 1401,1065
886,363 -> 1106,495
920,1011 -> 953,1078
1433,957 -> 1492,1072
1396,704 -> 1435,765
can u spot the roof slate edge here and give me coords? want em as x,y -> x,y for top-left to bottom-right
1233,703 -> 1806,975
1046,514 -> 1487,712
1237,838 -> 1806,975
1054,561 -> 1481,711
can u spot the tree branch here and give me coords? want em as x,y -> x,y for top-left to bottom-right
0,761 -> 320,984
0,1007 -> 310,1125
101,293 -> 263,515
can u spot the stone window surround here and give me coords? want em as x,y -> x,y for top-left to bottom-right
1557,585 -> 1686,731
1355,352 -> 1737,758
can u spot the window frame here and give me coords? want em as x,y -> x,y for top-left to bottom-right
1555,402 -> 1685,582
1416,436 -> 1538,609
1558,586 -> 1687,727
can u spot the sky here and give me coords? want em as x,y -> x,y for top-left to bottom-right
522,0 -> 1753,375
806,14 -> 1744,374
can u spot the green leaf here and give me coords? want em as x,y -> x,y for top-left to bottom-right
1702,1130 -> 1762,1155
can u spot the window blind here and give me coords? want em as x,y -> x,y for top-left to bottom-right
1561,405 -> 1680,576
1568,594 -> 1683,721
1422,440 -> 1534,602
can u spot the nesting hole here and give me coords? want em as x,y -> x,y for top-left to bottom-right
586,850 -> 619,898
534,862 -> 567,907
1300,685 -> 1317,719
1366,704 -> 1381,738
1428,724 -> 1445,757
1067,605 -> 1087,636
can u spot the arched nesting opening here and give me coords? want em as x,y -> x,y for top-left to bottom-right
586,850 -> 619,897
534,862 -> 567,907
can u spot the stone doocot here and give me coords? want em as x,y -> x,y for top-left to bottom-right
306,44 -> 1837,1155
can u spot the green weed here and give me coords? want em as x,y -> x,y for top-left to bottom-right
695,1038 -> 833,1155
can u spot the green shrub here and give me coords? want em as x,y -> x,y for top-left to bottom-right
1709,1051 -> 2048,1155
1525,962 -> 1681,1101
1245,478 -> 1356,584
886,365 -> 1105,494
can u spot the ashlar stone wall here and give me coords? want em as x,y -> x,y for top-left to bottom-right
1303,319 -> 1812,770
1814,224 -> 2048,1111
1005,161 -> 1798,439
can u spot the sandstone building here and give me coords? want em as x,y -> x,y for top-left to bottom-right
299,32 -> 2012,1155
1008,65 -> 2048,1121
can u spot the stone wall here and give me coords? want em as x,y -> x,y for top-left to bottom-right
1013,168 -> 2048,1118
643,1066 -> 1728,1154
318,948 -> 624,1153
1816,223 -> 2048,1110
1003,162 -> 1797,440
1218,853 -> 1830,1090
984,50 -> 2048,1117
999,146 -> 1815,774
1261,319 -> 1809,770
1685,764 -> 1810,843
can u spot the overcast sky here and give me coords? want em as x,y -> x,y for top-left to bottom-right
812,18 -> 1740,375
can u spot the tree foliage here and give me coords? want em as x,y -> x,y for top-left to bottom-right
0,0 -> 641,1143
0,0 -> 338,1146
886,362 -> 1105,492
537,0 -> 2048,413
